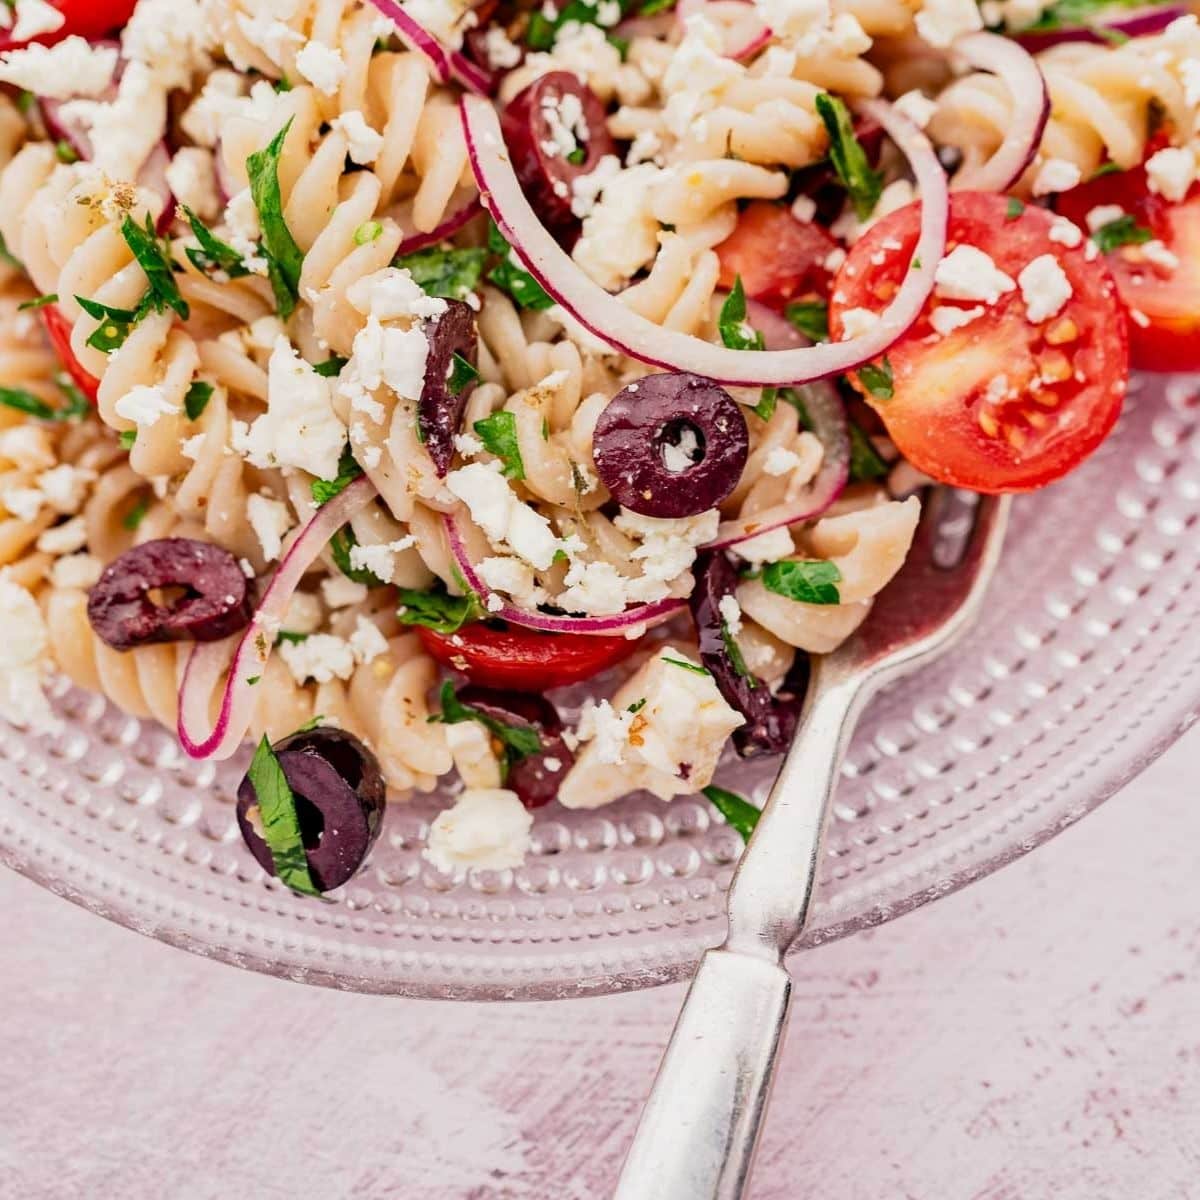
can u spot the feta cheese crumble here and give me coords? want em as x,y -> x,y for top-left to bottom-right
1017,254 -> 1072,323
934,245 -> 1016,305
424,788 -> 534,873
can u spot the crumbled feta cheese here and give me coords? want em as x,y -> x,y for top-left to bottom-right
661,425 -> 702,474
754,0 -> 829,41
572,162 -> 664,290
790,194 -> 817,223
483,24 -> 522,69
36,516 -> 87,556
278,634 -> 357,684
2,485 -> 43,522
838,307 -> 879,340
1018,254 -> 1072,323
180,69 -> 245,148
718,593 -> 743,636
424,788 -> 533,873
446,463 -> 563,570
914,0 -> 983,47
893,89 -> 938,129
282,591 -> 323,635
401,0 -> 477,49
929,304 -> 984,336
50,553 -> 103,590
570,153 -> 622,220
322,576 -> 368,608
115,385 -> 179,429
614,508 -> 719,592
121,0 -> 210,91
236,337 -> 347,480
339,318 -> 430,408
539,89 -> 588,159
347,268 -> 447,321
1032,158 -> 1082,197
0,426 -> 54,471
0,37 -> 117,99
349,615 -> 389,665
934,245 -> 1016,304
166,148 -> 220,222
734,525 -> 794,566
477,556 -> 547,609
1047,216 -> 1083,247
1085,204 -> 1126,232
295,40 -> 346,95
0,571 -> 56,732
237,15 -> 303,62
246,493 -> 292,562
575,699 -> 636,764
454,432 -> 484,458
37,465 -> 94,514
8,0 -> 65,42
332,110 -> 384,165
1145,146 -> 1196,203
347,536 -> 416,584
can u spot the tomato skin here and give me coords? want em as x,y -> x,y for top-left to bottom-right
417,624 -> 642,691
1056,163 -> 1200,372
0,0 -> 138,50
830,191 -> 1128,494
40,304 -> 100,405
715,201 -> 838,309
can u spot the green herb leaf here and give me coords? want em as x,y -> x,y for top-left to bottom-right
627,698 -> 647,714
395,244 -> 486,302
524,0 -> 631,49
0,384 -> 84,422
55,139 -> 78,164
1091,214 -> 1153,253
119,430 -> 137,450
815,93 -> 884,221
857,356 -> 894,401
718,277 -> 763,352
245,736 -> 321,895
0,230 -> 21,270
76,295 -> 141,353
182,205 -> 251,280
53,374 -> 90,421
396,582 -> 483,633
1005,197 -> 1025,220
639,0 -> 676,13
18,293 -> 57,312
432,680 -> 543,762
121,214 -> 189,322
847,420 -> 889,482
354,220 -> 383,245
487,221 -> 554,310
311,444 -> 364,505
313,355 -> 348,378
247,120 -> 305,318
720,620 -> 756,684
275,630 -> 310,645
753,391 -> 777,422
1024,0 -> 1144,34
785,299 -> 829,342
1090,161 -> 1123,179
184,381 -> 214,421
122,494 -> 150,531
702,785 -> 761,842
473,410 -> 526,480
762,559 -> 842,606
663,656 -> 711,676
448,351 -> 480,398
329,524 -> 385,586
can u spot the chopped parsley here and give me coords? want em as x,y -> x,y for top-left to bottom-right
1022,0 -> 1144,33
720,619 -> 756,685
55,139 -> 78,164
275,630 -> 310,645
1005,197 -> 1025,220
663,656 -> 711,676
119,430 -> 137,450
702,785 -> 761,842
0,381 -> 87,422
448,352 -> 480,398
121,214 -> 189,323
856,356 -> 894,401
847,420 -> 889,482
75,296 -> 142,353
395,244 -> 486,302
247,119 -> 306,318
525,0 -> 632,50
313,355 -> 348,378
396,581 -> 483,633
762,559 -> 842,606
487,221 -> 554,310
311,444 -> 364,505
473,410 -> 525,480
182,206 -> 251,280
720,277 -> 777,419
430,681 -> 542,782
329,525 -> 385,586
785,299 -> 830,343
17,293 -> 57,312
184,381 -> 214,421
245,736 -> 320,896
354,220 -> 384,245
814,93 -> 884,221
1091,214 -> 1152,253
122,495 -> 151,531
627,698 -> 647,714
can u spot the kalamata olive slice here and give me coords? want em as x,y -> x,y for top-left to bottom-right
420,299 -> 479,477
237,728 -> 386,893
457,685 -> 574,809
87,537 -> 252,652
500,71 -> 616,234
690,550 -> 801,757
593,372 -> 750,519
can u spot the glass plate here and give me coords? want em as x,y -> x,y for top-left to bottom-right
1,373 -> 1197,999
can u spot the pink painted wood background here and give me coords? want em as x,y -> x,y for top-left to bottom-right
2,733 -> 1198,1199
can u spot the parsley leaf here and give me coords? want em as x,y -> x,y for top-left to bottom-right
431,680 -> 543,763
395,245 -> 487,302
75,296 -> 141,353
1024,0 -> 1143,33
122,494 -> 150,531
663,656 -> 711,676
245,736 -> 320,896
857,356 -> 894,400
525,0 -> 631,49
1005,197 -> 1025,220
720,277 -> 777,418
0,383 -> 85,422
182,205 -> 251,280
121,214 -> 189,322
329,525 -> 385,586
702,785 -> 761,842
184,381 -> 214,421
396,582 -> 482,633
448,352 -> 480,398
762,559 -> 842,606
119,430 -> 137,450
720,619 -> 756,685
313,355 -> 348,378
1091,214 -> 1153,253
311,444 -> 364,505
247,120 -> 306,318
814,93 -> 884,221
487,221 -> 554,310
785,299 -> 829,342
473,410 -> 526,480
354,220 -> 383,245
0,230 -> 21,270
847,420 -> 889,482
17,293 -> 57,312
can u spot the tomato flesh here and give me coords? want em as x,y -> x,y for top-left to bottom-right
417,624 -> 642,691
829,191 -> 1128,494
715,201 -> 837,309
1056,163 -> 1200,372
0,0 -> 138,50
40,305 -> 100,405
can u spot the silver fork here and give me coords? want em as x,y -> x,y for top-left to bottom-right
614,489 -> 1012,1200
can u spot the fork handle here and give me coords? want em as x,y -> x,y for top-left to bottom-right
612,948 -> 791,1200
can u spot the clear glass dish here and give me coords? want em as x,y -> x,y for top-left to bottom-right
1,372 -> 1197,999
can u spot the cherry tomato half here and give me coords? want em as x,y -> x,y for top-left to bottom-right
417,623 -> 642,692
40,304 -> 99,405
0,0 -> 138,51
829,191 -> 1128,494
715,201 -> 838,309
1056,158 -> 1200,372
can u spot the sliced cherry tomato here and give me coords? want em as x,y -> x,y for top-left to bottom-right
829,191 -> 1128,494
0,0 -> 138,51
715,201 -> 838,309
40,304 -> 99,406
417,623 -> 642,692
1056,159 -> 1200,372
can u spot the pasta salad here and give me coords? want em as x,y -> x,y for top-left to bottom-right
0,0 -> 1188,891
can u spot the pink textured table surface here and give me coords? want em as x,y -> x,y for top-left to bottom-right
2,733 -> 1198,1200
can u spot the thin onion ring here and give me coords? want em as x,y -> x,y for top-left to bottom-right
461,94 -> 949,387
366,0 -> 489,95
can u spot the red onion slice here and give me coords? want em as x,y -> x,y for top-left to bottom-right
177,478 -> 378,761
443,513 -> 687,635
950,32 -> 1049,192
366,0 -> 489,94
707,378 -> 850,549
395,187 -> 483,254
744,298 -> 808,351
1016,2 -> 1186,49
461,94 -> 948,387
448,48 -> 494,95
